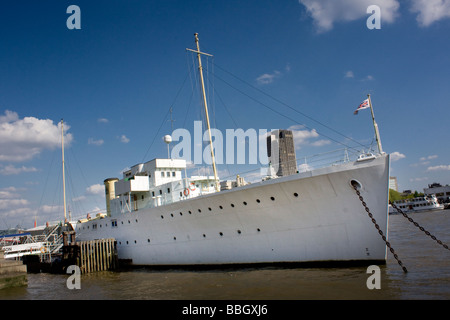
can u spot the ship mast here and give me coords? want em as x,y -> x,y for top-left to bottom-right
367,94 -> 383,154
61,119 -> 67,222
187,33 -> 219,192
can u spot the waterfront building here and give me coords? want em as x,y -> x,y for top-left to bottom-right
389,176 -> 398,191
423,183 -> 450,203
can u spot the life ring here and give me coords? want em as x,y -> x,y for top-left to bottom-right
40,246 -> 47,253
183,188 -> 190,196
189,182 -> 196,191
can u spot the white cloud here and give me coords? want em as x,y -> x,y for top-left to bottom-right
0,110 -> 73,162
287,125 -> 331,148
345,70 -> 354,78
0,198 -> 29,210
310,139 -> 331,147
427,165 -> 450,171
86,184 -> 104,196
98,118 -> 109,123
299,0 -> 400,32
411,154 -> 438,167
410,177 -> 428,182
88,137 -> 104,146
420,154 -> 438,161
390,151 -> 406,161
411,0 -> 450,26
256,70 -> 281,85
0,187 -> 21,199
0,164 -> 38,175
119,135 -> 130,143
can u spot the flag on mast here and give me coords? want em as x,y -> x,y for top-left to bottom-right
354,99 -> 370,115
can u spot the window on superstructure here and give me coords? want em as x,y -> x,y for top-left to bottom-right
161,172 -> 165,177
172,172 -> 176,177
167,172 -> 170,177
167,188 -> 170,193
159,190 -> 162,195
152,191 -> 155,197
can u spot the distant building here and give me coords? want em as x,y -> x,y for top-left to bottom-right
423,182 -> 450,203
389,176 -> 398,191
267,129 -> 297,177
220,175 -> 248,190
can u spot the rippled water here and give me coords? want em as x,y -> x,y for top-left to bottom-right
1,210 -> 449,300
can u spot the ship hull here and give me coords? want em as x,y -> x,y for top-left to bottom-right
76,154 -> 390,267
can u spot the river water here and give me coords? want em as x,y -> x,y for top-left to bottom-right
1,209 -> 449,301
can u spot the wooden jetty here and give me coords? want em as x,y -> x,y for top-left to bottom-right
76,238 -> 118,274
62,232 -> 118,274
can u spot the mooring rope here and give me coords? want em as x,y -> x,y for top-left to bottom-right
389,201 -> 449,251
353,185 -> 408,273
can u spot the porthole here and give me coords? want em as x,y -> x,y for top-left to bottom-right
147,239 -> 150,243
243,201 -> 247,205
293,193 -> 299,197
128,220 -> 130,224
219,205 -> 223,209
256,199 -> 261,203
208,207 -> 212,211
173,237 -> 176,240
179,212 -> 183,216
171,213 -> 174,217
134,240 -> 137,244
161,215 -> 164,219
231,203 -> 235,208
135,219 -> 138,223
198,209 -> 202,213
257,228 -> 261,232
126,241 -> 129,244
237,230 -> 241,234
203,234 -> 206,238
270,197 -> 275,201
219,232 -> 223,236
189,210 -> 192,214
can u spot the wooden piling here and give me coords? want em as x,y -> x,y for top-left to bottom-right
74,238 -> 117,274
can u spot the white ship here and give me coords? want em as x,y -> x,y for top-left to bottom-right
389,194 -> 445,214
76,34 -> 390,267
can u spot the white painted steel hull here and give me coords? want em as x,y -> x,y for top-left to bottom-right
76,154 -> 390,267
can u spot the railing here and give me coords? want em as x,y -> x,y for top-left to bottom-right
221,147 -> 374,184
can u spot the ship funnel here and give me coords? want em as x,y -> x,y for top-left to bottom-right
104,178 -> 119,217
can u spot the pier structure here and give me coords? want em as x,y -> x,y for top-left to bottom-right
62,232 -> 118,274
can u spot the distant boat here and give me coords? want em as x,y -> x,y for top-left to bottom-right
76,34 -> 391,268
389,194 -> 445,214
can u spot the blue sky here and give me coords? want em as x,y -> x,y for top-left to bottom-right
1,0 -> 450,229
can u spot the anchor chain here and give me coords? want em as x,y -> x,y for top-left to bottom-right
353,186 -> 408,273
389,201 -> 449,251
